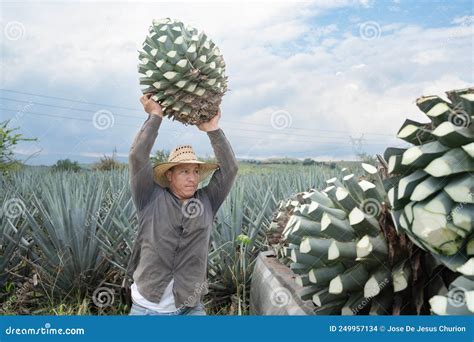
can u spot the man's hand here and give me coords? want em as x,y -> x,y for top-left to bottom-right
140,93 -> 163,117
197,109 -> 221,132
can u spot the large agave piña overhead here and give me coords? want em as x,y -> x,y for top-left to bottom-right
138,18 -> 227,125
384,87 -> 474,315
270,165 -> 445,315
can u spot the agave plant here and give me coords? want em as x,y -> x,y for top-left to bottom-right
0,189 -> 30,289
385,87 -> 474,315
138,18 -> 227,125
95,181 -> 138,280
270,164 -> 450,315
206,180 -> 271,314
24,172 -> 111,300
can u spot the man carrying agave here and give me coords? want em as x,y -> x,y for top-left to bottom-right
122,18 -> 236,315
125,94 -> 237,316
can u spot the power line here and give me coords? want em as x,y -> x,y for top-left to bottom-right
0,96 -> 394,142
0,107 -> 143,127
223,120 -> 395,137
224,131 -> 393,146
0,97 -> 143,120
221,122 -> 392,141
0,89 -> 142,112
0,88 -> 397,137
0,107 -> 396,147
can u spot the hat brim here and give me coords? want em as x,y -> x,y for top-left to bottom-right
153,161 -> 219,188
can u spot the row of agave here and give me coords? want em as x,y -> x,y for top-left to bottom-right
0,171 -> 128,311
268,87 -> 473,315
0,164 -> 337,314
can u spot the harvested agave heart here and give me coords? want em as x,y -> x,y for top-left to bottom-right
138,18 -> 228,125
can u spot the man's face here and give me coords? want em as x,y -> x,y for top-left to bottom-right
166,163 -> 200,200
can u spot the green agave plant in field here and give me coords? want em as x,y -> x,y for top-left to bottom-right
270,164 -> 454,315
1,170 -> 47,310
0,169 -> 145,310
385,87 -> 474,315
23,173 -> 112,300
138,18 -> 227,125
95,184 -> 138,274
206,183 -> 266,314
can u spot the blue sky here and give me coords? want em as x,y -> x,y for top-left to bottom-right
1,0 -> 473,165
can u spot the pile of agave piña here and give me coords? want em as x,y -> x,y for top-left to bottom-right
268,88 -> 473,315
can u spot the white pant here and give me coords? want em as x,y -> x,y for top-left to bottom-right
128,302 -> 206,316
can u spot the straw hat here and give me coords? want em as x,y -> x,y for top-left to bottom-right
153,145 -> 219,188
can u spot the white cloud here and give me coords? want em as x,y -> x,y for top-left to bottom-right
2,0 -> 473,164
451,15 -> 474,26
411,50 -> 447,66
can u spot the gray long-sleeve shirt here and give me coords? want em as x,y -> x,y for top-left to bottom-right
126,114 -> 238,307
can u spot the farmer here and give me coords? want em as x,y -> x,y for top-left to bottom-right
125,94 -> 238,315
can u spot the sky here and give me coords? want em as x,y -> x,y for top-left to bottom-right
1,0 -> 473,165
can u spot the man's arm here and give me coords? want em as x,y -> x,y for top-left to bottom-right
129,94 -> 164,211
203,128 -> 239,214
198,109 -> 238,215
